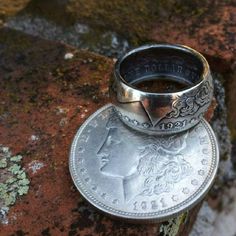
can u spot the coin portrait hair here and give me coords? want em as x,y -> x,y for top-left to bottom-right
105,114 -> 192,198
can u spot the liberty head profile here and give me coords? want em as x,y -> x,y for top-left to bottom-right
97,114 -> 192,202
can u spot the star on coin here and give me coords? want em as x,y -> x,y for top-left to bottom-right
191,179 -> 198,186
198,170 -> 205,176
182,188 -> 190,194
201,159 -> 208,165
172,195 -> 178,202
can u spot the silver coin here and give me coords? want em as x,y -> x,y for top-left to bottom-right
69,104 -> 219,222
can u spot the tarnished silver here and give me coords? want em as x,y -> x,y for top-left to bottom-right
110,44 -> 213,135
69,104 -> 219,223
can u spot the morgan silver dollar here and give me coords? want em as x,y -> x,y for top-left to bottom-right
69,104 -> 219,222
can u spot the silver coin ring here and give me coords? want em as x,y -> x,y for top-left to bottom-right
110,44 -> 213,135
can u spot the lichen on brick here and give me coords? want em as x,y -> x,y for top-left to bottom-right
159,212 -> 188,236
0,145 -> 30,224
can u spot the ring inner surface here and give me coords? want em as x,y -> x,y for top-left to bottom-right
119,47 -> 204,93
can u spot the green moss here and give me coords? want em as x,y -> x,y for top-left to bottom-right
0,145 -> 30,222
70,0 -> 152,43
4,192 -> 17,206
0,183 -> 7,194
0,29 -> 33,53
0,158 -> 7,168
18,186 -> 29,196
10,155 -> 23,162
159,212 -> 188,236
6,177 -> 17,184
155,0 -> 209,17
21,0 -> 210,44
8,164 -> 21,174
17,171 -> 26,180
22,0 -> 153,43
0,0 -> 30,19
230,130 -> 236,142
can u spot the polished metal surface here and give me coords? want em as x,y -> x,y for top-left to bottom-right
69,104 -> 219,223
110,44 -> 214,135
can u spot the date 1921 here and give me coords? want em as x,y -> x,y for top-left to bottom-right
133,198 -> 167,211
159,120 -> 187,130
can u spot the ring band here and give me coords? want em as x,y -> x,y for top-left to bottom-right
110,44 -> 213,135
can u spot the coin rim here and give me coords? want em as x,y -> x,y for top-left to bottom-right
69,104 -> 219,222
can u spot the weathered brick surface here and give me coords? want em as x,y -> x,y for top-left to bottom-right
15,0 -> 235,65
150,1 -> 236,68
0,0 -> 235,234
0,0 -> 30,21
0,28 -> 155,236
0,27 -> 219,236
2,1 -> 234,60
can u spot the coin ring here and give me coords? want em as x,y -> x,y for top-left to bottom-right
110,44 -> 214,135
